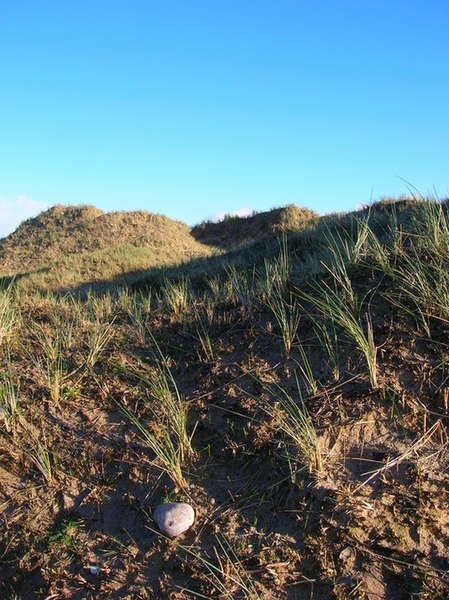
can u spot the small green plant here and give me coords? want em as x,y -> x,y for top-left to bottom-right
62,386 -> 81,400
224,266 -> 257,311
258,375 -> 323,475
0,359 -> 19,432
31,321 -> 67,404
116,287 -> 137,315
260,234 -> 290,301
312,318 -> 341,382
296,340 -> 319,395
165,533 -> 262,599
266,290 -> 301,358
195,317 -> 216,363
23,429 -> 57,484
127,292 -> 152,345
162,277 -> 191,316
84,317 -> 115,371
0,282 -> 15,347
118,399 -> 186,488
86,288 -> 114,320
143,366 -> 192,464
301,285 -> 378,389
46,519 -> 79,553
119,334 -> 193,488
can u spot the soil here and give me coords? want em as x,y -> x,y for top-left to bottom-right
0,296 -> 448,599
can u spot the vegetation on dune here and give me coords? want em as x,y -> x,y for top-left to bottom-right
191,203 -> 319,249
0,197 -> 449,598
0,204 -> 218,292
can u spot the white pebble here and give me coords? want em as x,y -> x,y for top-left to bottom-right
154,502 -> 195,537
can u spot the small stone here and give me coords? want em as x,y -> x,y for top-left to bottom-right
154,502 -> 195,537
339,546 -> 353,562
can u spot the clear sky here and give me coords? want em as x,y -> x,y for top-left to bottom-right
1,0 -> 448,237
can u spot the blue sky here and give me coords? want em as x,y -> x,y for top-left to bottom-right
1,0 -> 448,237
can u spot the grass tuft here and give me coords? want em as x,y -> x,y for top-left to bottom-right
0,282 -> 15,347
258,375 -> 323,476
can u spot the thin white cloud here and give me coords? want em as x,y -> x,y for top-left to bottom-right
0,195 -> 49,239
208,207 -> 255,223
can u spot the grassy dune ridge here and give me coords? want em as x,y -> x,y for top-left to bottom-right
0,205 -> 217,292
0,197 -> 448,599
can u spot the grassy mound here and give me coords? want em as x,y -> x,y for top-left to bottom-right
191,204 -> 319,249
0,205 -> 105,269
0,205 -> 217,292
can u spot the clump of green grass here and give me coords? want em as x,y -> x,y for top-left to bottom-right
385,200 -> 449,333
127,291 -> 153,345
0,357 -> 19,432
116,287 -> 137,315
0,282 -> 15,347
84,317 -> 115,371
298,221 -> 379,389
258,376 -> 323,476
224,265 -> 258,311
266,290 -> 301,358
261,237 -> 303,357
162,533 -> 262,599
296,340 -> 319,395
260,234 -> 290,301
86,289 -> 115,320
312,317 -> 341,382
300,285 -> 378,389
29,310 -> 114,403
31,321 -> 68,404
119,399 -> 186,488
207,275 -> 222,303
20,427 -> 58,484
194,308 -> 216,363
119,335 -> 194,488
162,277 -> 192,317
141,363 -> 193,464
